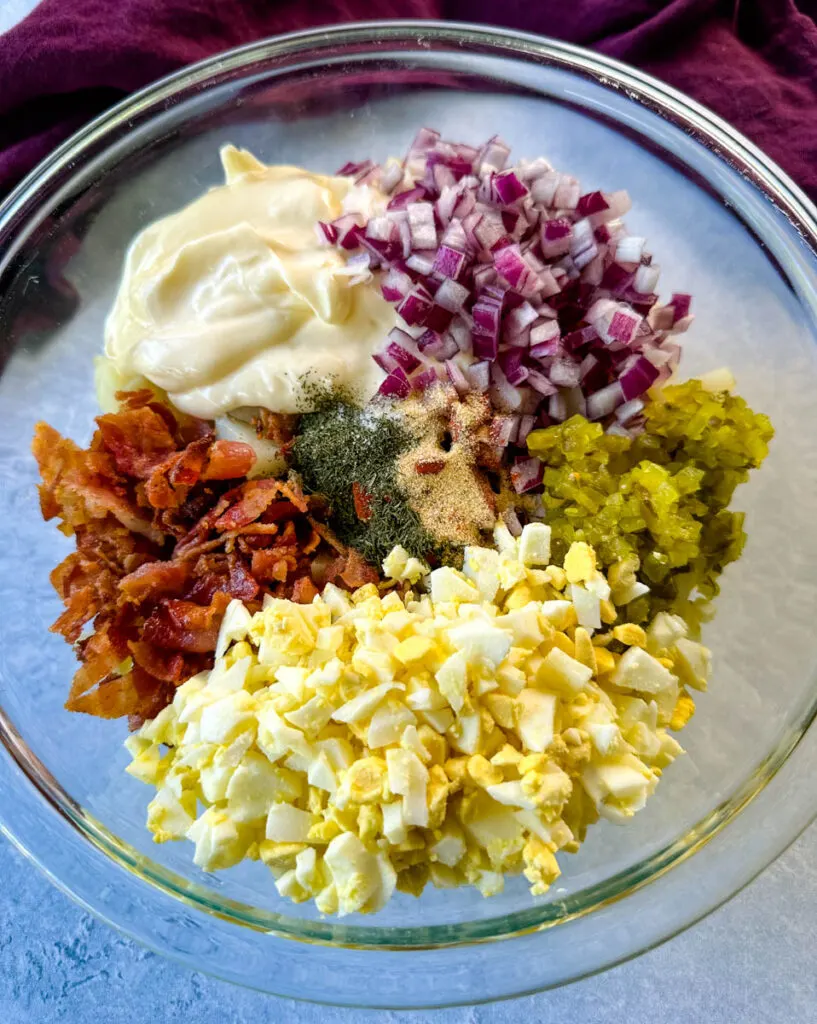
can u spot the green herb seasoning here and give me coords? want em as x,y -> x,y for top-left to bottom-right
292,401 -> 444,565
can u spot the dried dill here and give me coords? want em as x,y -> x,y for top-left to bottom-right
292,401 -> 450,565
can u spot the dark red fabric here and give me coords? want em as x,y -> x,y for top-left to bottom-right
1,0 -> 816,200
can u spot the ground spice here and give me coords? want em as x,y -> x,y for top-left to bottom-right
292,400 -> 443,565
396,391 -> 498,547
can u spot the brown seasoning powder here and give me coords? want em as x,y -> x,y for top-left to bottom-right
397,389 -> 498,546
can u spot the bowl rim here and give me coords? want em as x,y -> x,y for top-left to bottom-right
2,18 -> 817,1004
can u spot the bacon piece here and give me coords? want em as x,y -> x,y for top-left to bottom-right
256,409 -> 298,446
145,437 -> 211,509
251,549 -> 298,583
129,640 -> 194,684
141,592 -> 231,652
291,576 -> 319,604
352,482 -> 373,522
68,665 -> 174,720
96,406 -> 177,478
119,560 -> 193,603
214,479 -> 282,532
339,549 -> 380,588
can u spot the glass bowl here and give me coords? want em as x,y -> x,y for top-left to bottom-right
2,21 -> 817,1010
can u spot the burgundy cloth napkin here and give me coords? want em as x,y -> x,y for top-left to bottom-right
1,0 -> 816,201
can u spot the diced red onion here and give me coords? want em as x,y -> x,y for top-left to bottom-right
378,367 -> 411,398
586,381 -> 625,420
668,293 -> 692,322
405,252 -> 436,276
493,171 -> 528,205
616,398 -> 645,423
478,136 -> 511,173
511,457 -> 544,494
494,244 -> 528,288
606,307 -> 643,345
425,304 -> 456,334
490,414 -> 520,446
384,339 -> 421,374
381,267 -> 413,303
619,355 -> 660,400
553,178 -> 580,209
632,263 -> 660,295
434,278 -> 470,312
505,301 -> 539,337
527,369 -> 558,396
576,191 -> 609,217
398,287 -> 434,326
517,414 -> 537,445
463,360 -> 491,393
317,221 -> 338,245
499,349 -> 530,386
445,359 -> 470,397
433,245 -> 468,280
615,236 -> 646,264
448,317 -> 472,353
548,392 -> 568,422
332,214 -> 363,250
606,422 -> 636,438
407,202 -> 437,251
409,366 -> 440,391
490,363 -> 525,412
388,187 -> 427,211
549,358 -> 581,388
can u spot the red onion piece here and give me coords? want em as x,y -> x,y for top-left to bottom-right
616,398 -> 645,423
586,381 -> 625,420
332,214 -> 363,250
499,349 -> 530,386
425,304 -> 456,334
619,355 -> 660,400
527,369 -> 558,397
668,293 -> 692,322
385,340 -> 421,374
517,414 -> 537,445
493,171 -> 528,205
398,287 -> 434,327
407,202 -> 437,250
494,244 -> 529,289
433,245 -> 467,280
317,221 -> 338,245
409,366 -> 440,391
478,136 -> 511,173
511,457 -> 544,494
490,363 -> 525,412
548,392 -> 568,422
576,191 -> 609,217
549,359 -> 582,388
388,187 -> 427,211
378,367 -> 411,398
463,360 -> 491,393
490,414 -> 520,446
434,278 -> 470,312
445,359 -> 470,397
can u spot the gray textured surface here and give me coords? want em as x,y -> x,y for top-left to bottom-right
2,827 -> 817,1023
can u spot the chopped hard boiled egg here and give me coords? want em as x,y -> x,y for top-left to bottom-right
126,529 -> 708,916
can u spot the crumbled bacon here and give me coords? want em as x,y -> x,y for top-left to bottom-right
34,393 -> 376,723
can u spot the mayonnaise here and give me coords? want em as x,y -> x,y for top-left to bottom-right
103,146 -> 395,417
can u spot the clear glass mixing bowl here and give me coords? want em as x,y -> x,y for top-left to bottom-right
2,21 -> 817,1009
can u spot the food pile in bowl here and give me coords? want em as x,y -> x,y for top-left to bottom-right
32,129 -> 773,917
